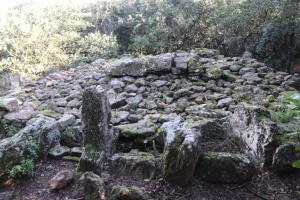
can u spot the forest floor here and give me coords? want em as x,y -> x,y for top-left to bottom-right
0,158 -> 299,200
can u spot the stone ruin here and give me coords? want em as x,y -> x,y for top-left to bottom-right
0,48 -> 300,195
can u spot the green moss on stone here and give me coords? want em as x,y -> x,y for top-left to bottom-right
232,92 -> 250,102
222,72 -> 237,82
110,186 -> 129,199
63,128 -> 74,137
265,73 -> 275,80
118,126 -> 144,136
188,60 -> 205,71
38,109 -> 59,117
113,113 -> 120,118
62,156 -> 80,162
207,67 -> 223,79
0,103 -> 5,110
118,151 -> 153,161
268,95 -> 276,103
83,144 -> 99,160
203,152 -> 219,159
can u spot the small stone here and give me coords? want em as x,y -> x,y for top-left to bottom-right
217,97 -> 235,108
151,80 -> 167,87
48,170 -> 74,191
158,102 -> 168,109
230,64 -> 243,72
125,84 -> 138,93
173,88 -> 192,99
110,79 -> 125,91
110,186 -> 147,200
49,145 -> 70,158
79,171 -> 107,200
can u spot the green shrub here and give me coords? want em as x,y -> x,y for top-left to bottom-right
271,108 -> 296,123
292,146 -> 300,169
3,123 -> 14,137
23,140 -> 39,160
8,140 -> 38,179
9,159 -> 34,178
0,2 -> 118,79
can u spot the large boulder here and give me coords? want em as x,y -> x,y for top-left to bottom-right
230,105 -> 279,166
141,53 -> 174,74
0,116 -> 60,177
196,152 -> 255,183
78,86 -> 118,174
105,58 -> 146,77
160,120 -> 200,186
105,54 -> 174,77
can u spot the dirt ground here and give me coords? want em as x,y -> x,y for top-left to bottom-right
0,158 -> 299,200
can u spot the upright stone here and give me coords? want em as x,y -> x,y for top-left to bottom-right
78,86 -> 118,174
230,105 -> 279,166
160,121 -> 200,186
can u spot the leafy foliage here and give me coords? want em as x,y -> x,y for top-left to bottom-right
3,123 -> 14,137
271,108 -> 296,123
9,140 -> 38,179
0,0 -> 300,78
0,2 -> 117,79
292,146 -> 300,168
9,159 -> 34,178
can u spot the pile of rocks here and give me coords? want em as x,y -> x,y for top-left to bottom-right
0,49 -> 299,193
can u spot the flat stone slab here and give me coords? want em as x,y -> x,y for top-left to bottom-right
110,151 -> 156,179
196,152 -> 255,183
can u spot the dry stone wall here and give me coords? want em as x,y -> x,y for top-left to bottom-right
0,48 -> 299,184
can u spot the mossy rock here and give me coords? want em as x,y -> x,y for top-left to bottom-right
117,122 -> 158,138
222,72 -> 237,83
110,151 -> 156,179
188,59 -> 205,73
196,152 -> 255,183
206,67 -> 223,79
264,72 -> 276,80
62,156 -> 80,162
231,92 -> 251,102
38,109 -> 60,118
110,186 -> 147,200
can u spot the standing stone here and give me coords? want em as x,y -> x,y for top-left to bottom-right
78,86 -> 118,174
160,121 -> 200,186
230,105 -> 279,166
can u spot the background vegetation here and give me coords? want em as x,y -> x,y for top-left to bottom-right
0,0 -> 299,78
